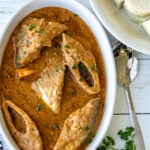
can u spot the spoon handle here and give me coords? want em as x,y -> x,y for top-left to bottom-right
124,86 -> 145,150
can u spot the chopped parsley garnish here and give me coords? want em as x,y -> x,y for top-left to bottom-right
84,138 -> 92,143
72,63 -> 78,69
64,45 -> 70,49
84,133 -> 95,143
90,66 -> 97,71
88,133 -> 95,138
68,91 -> 76,96
79,77 -> 84,82
40,41 -> 44,46
28,24 -> 35,31
118,127 -> 134,141
103,136 -> 115,146
85,126 -> 91,130
23,51 -> 26,55
97,136 -> 115,150
55,68 -> 59,72
97,127 -> 135,150
44,122 -> 49,128
74,13 -> 78,17
81,126 -> 91,131
125,140 -> 136,150
16,62 -> 21,68
36,103 -> 44,112
36,29 -> 44,34
53,123 -> 59,129
6,96 -> 12,100
79,65 -> 86,72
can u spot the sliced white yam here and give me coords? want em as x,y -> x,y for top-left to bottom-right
124,0 -> 150,17
124,1 -> 150,23
125,10 -> 150,23
141,20 -> 150,37
113,0 -> 124,8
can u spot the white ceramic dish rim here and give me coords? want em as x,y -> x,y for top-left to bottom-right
0,0 -> 117,149
89,0 -> 150,55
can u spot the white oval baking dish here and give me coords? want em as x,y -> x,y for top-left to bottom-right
0,0 -> 117,149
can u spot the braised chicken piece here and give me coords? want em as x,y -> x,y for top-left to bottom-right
62,33 -> 100,95
32,62 -> 66,114
2,101 -> 43,150
54,98 -> 100,150
14,18 -> 67,68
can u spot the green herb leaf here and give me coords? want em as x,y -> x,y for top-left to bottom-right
74,13 -> 78,17
36,29 -> 44,34
126,127 -> 135,134
6,96 -> 12,100
97,126 -> 135,150
79,77 -> 84,82
83,133 -> 95,144
16,63 -> 21,68
81,126 -> 91,131
103,136 -> 115,146
90,66 -> 97,71
118,127 -> 134,141
64,45 -> 70,49
96,145 -> 106,150
28,24 -> 35,31
72,63 -> 78,69
125,140 -> 136,150
88,133 -> 95,138
23,51 -> 26,55
44,122 -> 49,128
40,41 -> 44,46
53,123 -> 59,129
79,65 -> 86,72
68,91 -> 76,96
84,138 -> 92,143
36,104 -> 44,112
85,126 -> 91,130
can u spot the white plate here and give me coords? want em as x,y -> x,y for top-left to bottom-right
89,0 -> 150,54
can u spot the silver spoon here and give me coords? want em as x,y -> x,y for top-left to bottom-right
113,43 -> 145,150
0,141 -> 3,150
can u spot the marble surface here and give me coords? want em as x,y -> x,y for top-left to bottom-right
0,0 -> 150,149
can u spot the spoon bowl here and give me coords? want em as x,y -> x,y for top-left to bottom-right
114,43 -> 145,150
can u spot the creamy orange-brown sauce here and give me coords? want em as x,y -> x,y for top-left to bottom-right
0,7 -> 106,150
